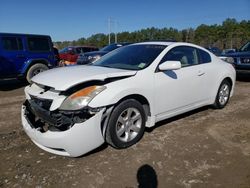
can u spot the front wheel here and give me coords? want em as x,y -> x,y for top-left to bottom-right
105,99 -> 146,149
213,79 -> 232,109
26,63 -> 49,83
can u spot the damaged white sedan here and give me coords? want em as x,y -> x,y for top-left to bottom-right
21,42 -> 236,157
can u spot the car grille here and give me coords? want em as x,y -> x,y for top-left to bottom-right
240,57 -> 250,64
233,58 -> 238,63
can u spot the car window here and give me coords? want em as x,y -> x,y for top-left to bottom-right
75,47 -> 82,54
82,47 -> 98,53
27,37 -> 51,52
161,46 -> 199,67
2,37 -> 23,51
100,44 -> 121,52
240,42 -> 250,52
59,47 -> 68,53
199,49 -> 211,64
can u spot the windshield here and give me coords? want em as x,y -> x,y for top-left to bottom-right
239,42 -> 250,52
93,44 -> 166,70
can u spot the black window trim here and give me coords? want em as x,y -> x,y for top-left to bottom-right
1,36 -> 24,51
26,36 -> 52,53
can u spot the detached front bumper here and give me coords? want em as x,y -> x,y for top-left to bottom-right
21,104 -> 105,157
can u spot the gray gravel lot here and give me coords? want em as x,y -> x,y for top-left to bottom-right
0,74 -> 250,188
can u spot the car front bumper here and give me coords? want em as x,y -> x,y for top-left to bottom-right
21,105 -> 105,157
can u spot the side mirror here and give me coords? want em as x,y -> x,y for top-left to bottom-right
158,61 -> 181,71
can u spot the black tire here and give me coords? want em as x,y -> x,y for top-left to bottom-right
213,79 -> 232,109
105,99 -> 146,149
26,63 -> 48,83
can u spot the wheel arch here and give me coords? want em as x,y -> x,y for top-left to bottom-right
115,94 -> 151,118
100,94 -> 152,138
21,59 -> 50,75
223,77 -> 233,87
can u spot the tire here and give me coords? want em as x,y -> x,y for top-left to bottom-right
26,63 -> 49,83
105,99 -> 146,149
213,79 -> 232,109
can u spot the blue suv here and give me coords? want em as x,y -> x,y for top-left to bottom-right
0,33 -> 57,83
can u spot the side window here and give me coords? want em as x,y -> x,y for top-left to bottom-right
161,46 -> 199,67
2,37 -> 23,51
75,48 -> 82,54
27,37 -> 51,52
199,49 -> 211,64
83,47 -> 94,53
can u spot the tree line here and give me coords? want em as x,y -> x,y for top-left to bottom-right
54,18 -> 250,50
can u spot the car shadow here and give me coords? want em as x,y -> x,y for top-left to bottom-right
0,79 -> 28,91
146,106 -> 210,133
236,72 -> 250,82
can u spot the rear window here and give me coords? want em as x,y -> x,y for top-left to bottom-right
2,37 -> 23,51
199,49 -> 211,64
82,47 -> 98,53
27,37 -> 51,52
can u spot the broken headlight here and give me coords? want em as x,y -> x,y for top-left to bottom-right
59,85 -> 106,110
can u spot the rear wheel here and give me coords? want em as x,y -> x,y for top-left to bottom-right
213,79 -> 232,109
105,99 -> 146,149
26,63 -> 48,83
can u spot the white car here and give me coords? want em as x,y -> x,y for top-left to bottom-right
21,42 -> 236,157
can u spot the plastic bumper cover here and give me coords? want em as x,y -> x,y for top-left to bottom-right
21,106 -> 105,157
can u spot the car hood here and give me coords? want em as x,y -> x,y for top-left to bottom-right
32,65 -> 137,91
225,51 -> 250,57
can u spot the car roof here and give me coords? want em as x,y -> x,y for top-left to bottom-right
67,46 -> 98,48
0,32 -> 51,38
133,41 -> 176,46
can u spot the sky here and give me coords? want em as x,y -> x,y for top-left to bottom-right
0,0 -> 249,41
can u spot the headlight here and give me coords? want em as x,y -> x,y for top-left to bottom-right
88,55 -> 101,63
220,57 -> 234,64
59,85 -> 106,110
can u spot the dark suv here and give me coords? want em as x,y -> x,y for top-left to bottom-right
0,33 -> 57,83
77,43 -> 131,65
225,41 -> 250,72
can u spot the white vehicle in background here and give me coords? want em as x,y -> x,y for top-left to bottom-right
21,42 -> 236,157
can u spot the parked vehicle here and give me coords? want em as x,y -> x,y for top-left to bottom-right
0,33 -> 57,83
59,46 -> 98,66
221,48 -> 236,55
221,41 -> 250,72
77,42 -> 131,65
206,47 -> 222,56
22,42 -> 235,157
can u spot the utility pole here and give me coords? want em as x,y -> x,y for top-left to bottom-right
115,20 -> 117,43
108,18 -> 111,45
108,18 -> 119,44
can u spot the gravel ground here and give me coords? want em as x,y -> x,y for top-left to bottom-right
0,74 -> 250,188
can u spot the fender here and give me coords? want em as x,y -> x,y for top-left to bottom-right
88,75 -> 156,116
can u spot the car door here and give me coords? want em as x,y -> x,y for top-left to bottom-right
154,46 -> 208,119
0,36 -> 26,77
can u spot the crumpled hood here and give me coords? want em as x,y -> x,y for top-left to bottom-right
32,65 -> 137,91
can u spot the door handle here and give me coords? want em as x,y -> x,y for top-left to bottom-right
198,71 -> 205,76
